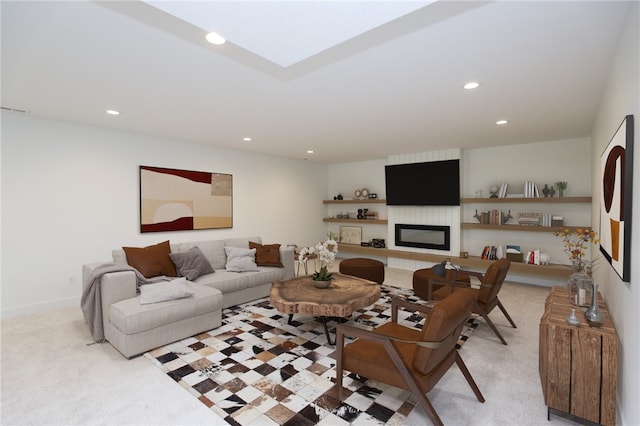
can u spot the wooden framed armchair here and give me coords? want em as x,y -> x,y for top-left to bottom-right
428,258 -> 517,345
334,290 -> 484,426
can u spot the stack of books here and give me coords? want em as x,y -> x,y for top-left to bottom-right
523,181 -> 540,197
518,212 -> 542,226
540,213 -> 553,227
506,245 -> 522,262
497,182 -> 509,198
479,209 -> 505,224
364,211 -> 379,220
526,249 -> 541,265
481,245 -> 499,260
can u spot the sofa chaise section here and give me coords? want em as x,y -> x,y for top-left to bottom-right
82,237 -> 294,358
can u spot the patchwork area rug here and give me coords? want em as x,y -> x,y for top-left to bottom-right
145,285 -> 478,425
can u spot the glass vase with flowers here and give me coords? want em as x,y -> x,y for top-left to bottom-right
553,228 -> 599,307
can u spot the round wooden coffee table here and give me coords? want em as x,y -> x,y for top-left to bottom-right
270,273 -> 381,344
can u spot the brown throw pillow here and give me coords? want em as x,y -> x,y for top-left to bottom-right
249,241 -> 283,267
122,240 -> 177,278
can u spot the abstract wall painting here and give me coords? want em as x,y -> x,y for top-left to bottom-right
599,115 -> 634,282
140,166 -> 232,233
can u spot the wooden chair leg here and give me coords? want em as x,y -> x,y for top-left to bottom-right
473,301 -> 508,345
414,389 -> 444,426
455,351 -> 485,403
334,327 -> 345,400
497,299 -> 517,328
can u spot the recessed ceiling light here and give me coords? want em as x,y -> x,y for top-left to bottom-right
306,150 -> 314,154
242,137 -> 252,142
463,82 -> 480,90
496,120 -> 508,125
106,109 -> 120,116
205,32 -> 226,45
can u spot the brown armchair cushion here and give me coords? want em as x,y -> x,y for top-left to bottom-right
413,290 -> 473,375
477,258 -> 510,304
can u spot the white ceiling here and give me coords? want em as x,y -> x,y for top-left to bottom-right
143,1 -> 436,67
0,1 -> 631,163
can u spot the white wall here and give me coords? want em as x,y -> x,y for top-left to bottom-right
1,113 -> 328,318
590,3 -> 639,425
461,138 -> 592,198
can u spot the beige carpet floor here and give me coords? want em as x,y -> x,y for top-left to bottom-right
1,263 -> 581,425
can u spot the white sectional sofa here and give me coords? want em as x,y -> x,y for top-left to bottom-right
82,236 -> 294,358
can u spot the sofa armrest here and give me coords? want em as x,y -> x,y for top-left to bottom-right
83,263 -> 138,340
279,246 -> 295,280
83,263 -> 137,307
100,271 -> 138,306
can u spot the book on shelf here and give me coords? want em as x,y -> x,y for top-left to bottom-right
523,181 -> 541,198
551,215 -> 564,226
506,244 -> 521,253
506,244 -> 523,262
518,212 -> 542,226
478,209 -> 509,225
481,245 -> 499,260
526,249 -> 541,265
498,182 -> 509,198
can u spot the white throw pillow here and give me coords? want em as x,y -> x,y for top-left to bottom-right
224,247 -> 259,272
139,278 -> 194,304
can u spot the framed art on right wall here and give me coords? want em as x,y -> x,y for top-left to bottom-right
599,114 -> 634,282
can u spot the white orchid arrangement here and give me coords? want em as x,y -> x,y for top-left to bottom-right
299,233 -> 339,281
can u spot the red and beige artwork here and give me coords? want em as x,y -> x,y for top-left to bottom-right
599,115 -> 633,282
140,166 -> 232,233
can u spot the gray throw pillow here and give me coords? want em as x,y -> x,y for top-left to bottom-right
139,278 -> 194,305
170,247 -> 215,281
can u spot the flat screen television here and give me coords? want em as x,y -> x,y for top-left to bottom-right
385,159 -> 460,206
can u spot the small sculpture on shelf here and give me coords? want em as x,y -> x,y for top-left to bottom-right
489,185 -> 499,198
356,208 -> 368,219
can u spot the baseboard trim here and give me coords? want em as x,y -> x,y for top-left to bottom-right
1,296 -> 79,320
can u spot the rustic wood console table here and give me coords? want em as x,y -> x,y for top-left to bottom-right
539,286 -> 618,425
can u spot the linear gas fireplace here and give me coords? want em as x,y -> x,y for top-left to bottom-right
395,224 -> 450,251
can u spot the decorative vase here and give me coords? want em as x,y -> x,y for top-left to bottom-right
567,259 -> 592,307
566,308 -> 580,326
558,189 -> 564,197
312,278 -> 332,289
585,283 -> 604,327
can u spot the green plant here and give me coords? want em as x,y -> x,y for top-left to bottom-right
555,181 -> 568,191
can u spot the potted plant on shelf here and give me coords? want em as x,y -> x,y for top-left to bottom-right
555,181 -> 568,197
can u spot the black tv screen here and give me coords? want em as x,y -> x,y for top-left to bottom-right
385,160 -> 460,206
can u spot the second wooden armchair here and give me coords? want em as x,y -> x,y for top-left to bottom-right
427,258 -> 517,345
